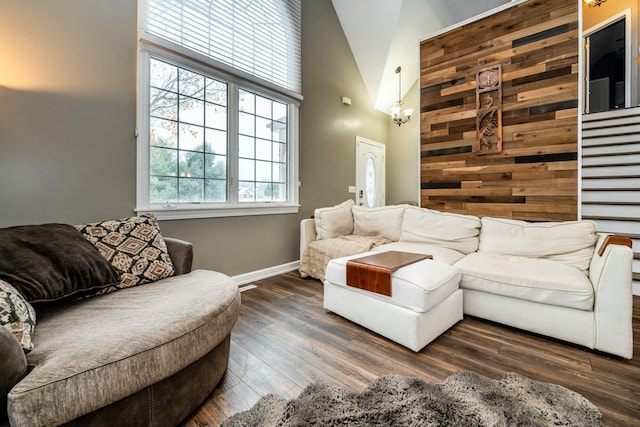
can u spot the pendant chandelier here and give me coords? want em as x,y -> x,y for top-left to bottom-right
391,66 -> 413,126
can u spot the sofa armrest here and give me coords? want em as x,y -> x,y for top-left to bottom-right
589,233 -> 634,358
300,219 -> 317,260
164,237 -> 193,276
597,234 -> 632,256
0,327 -> 27,420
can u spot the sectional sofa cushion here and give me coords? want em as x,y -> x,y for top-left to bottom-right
0,280 -> 36,352
300,235 -> 391,281
352,205 -> 406,241
75,213 -> 175,291
325,250 -> 461,313
314,199 -> 355,240
8,270 -> 240,427
371,242 -> 466,266
0,224 -> 121,304
399,207 -> 481,254
478,217 -> 597,270
456,252 -> 594,311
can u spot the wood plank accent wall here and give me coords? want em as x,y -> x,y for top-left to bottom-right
419,0 -> 579,221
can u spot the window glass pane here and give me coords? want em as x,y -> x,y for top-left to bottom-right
205,77 -> 227,106
150,147 -> 177,177
239,90 -> 255,113
239,159 -> 255,181
178,178 -> 203,202
273,102 -> 287,123
205,103 -> 227,130
150,176 -> 177,203
179,150 -> 204,178
206,78 -> 227,106
366,157 -> 376,208
273,162 -> 286,182
272,142 -> 286,161
256,95 -> 272,118
239,181 -> 255,201
256,138 -> 271,161
257,182 -> 283,201
150,59 -> 177,92
179,124 -> 204,151
271,184 -> 286,201
179,69 -> 205,99
239,135 -> 255,158
205,179 -> 227,202
239,112 -> 255,136
272,122 -> 287,143
255,183 -> 270,202
150,88 -> 177,120
179,96 -> 204,126
205,154 -> 226,179
205,128 -> 226,155
256,161 -> 272,182
150,118 -> 177,148
256,116 -> 271,140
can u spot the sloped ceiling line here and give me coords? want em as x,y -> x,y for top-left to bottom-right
331,0 -> 513,113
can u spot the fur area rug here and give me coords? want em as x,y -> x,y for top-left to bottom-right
222,371 -> 603,426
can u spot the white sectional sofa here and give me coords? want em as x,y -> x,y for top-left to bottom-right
299,200 -> 634,359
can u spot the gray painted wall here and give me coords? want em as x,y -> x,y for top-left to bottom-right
387,81 -> 420,206
0,1 -> 137,226
299,0 -> 390,216
0,0 -> 417,276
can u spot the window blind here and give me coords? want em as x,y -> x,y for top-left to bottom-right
142,0 -> 302,95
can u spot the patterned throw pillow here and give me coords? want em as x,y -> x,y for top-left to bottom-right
75,214 -> 175,292
0,280 -> 36,352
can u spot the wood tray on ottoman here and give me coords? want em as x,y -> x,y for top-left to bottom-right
346,251 -> 432,296
324,250 -> 463,352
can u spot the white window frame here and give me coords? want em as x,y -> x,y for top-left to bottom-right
136,40 -> 300,220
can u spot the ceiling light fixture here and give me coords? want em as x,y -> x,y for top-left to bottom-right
391,66 -> 413,126
585,0 -> 606,7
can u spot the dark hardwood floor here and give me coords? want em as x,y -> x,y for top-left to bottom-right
183,272 -> 640,427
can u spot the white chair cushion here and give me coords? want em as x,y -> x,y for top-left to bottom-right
399,207 -> 481,254
456,252 -> 594,311
352,205 -> 406,241
314,199 -> 355,240
371,241 -> 465,266
478,217 -> 597,270
325,250 -> 461,313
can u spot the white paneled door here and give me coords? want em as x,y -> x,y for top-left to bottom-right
355,136 -> 385,207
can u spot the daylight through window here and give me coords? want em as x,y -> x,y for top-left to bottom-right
137,0 -> 301,219
149,58 -> 229,204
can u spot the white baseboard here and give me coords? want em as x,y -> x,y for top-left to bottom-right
231,260 -> 300,286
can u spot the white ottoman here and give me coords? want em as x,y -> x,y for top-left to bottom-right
324,250 -> 463,352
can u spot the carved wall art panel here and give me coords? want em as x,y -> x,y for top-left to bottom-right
475,65 -> 502,155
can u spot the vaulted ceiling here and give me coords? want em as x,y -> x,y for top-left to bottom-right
331,0 -> 514,113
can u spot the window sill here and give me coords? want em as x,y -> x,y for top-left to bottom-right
136,203 -> 300,220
